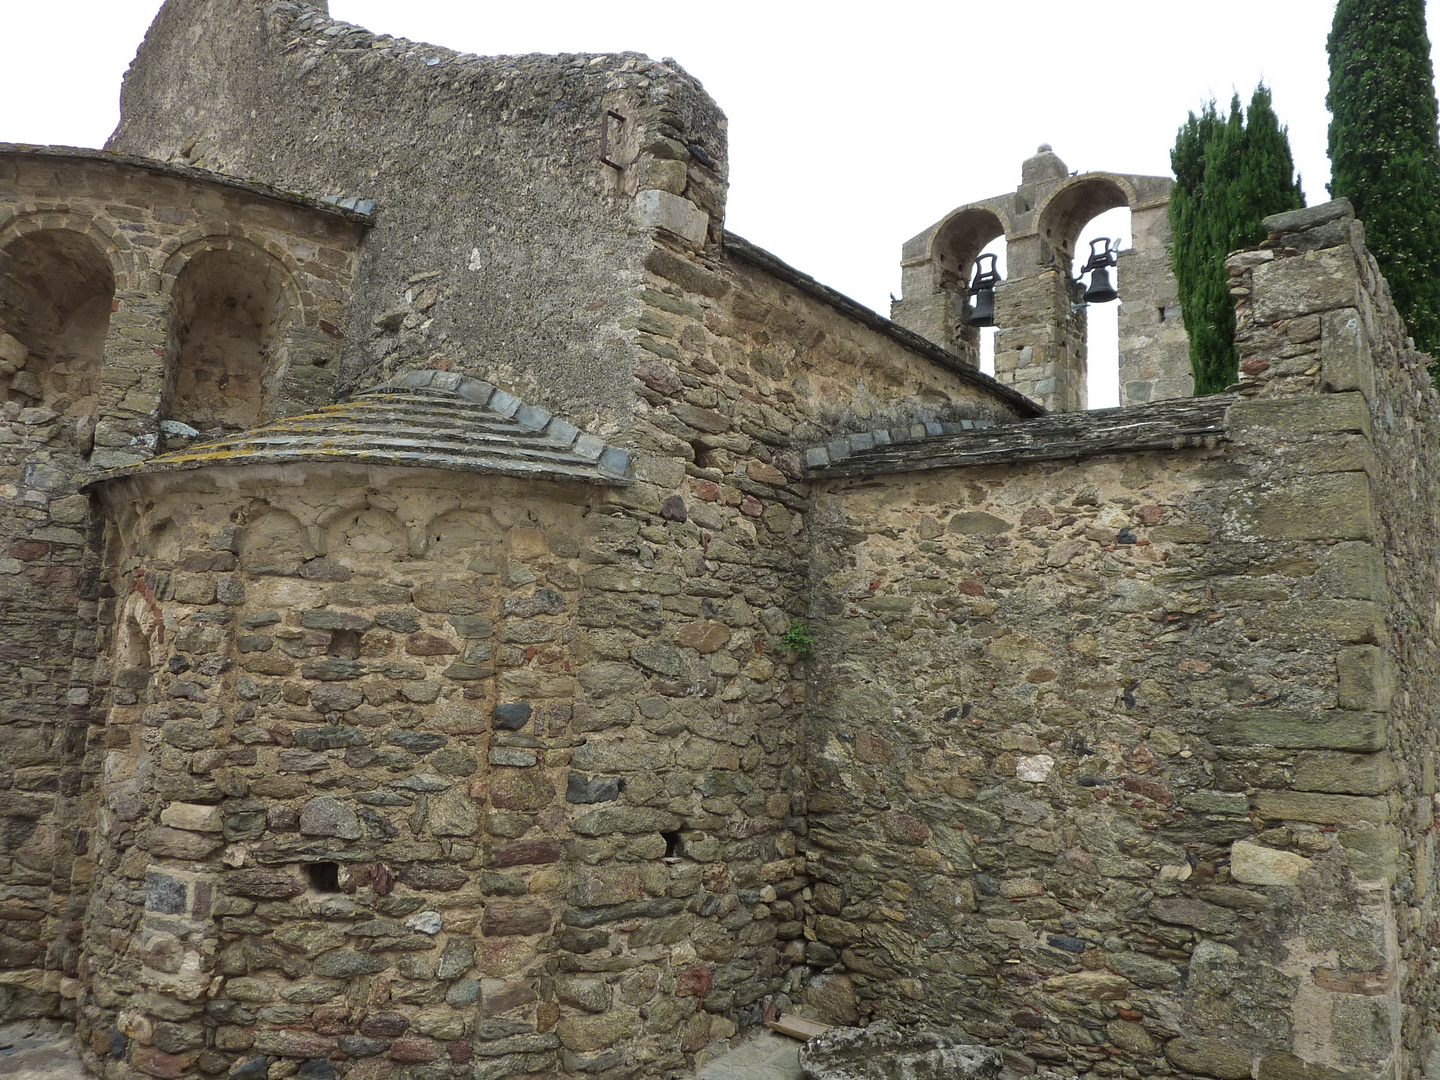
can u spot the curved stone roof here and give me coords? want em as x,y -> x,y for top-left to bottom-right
90,370 -> 630,487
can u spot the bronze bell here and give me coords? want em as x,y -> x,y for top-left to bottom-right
1084,265 -> 1118,304
965,253 -> 1002,327
1078,237 -> 1119,305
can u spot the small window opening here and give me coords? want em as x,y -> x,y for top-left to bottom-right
306,862 -> 341,892
1158,306 -> 1166,323
661,831 -> 682,860
327,629 -> 362,659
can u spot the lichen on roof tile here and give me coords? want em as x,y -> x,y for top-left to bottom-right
88,373 -> 630,488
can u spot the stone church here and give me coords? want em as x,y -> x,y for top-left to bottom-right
0,1 -> 1436,1079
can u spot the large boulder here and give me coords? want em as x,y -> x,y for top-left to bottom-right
799,1022 -> 1002,1080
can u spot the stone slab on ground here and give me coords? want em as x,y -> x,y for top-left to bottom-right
698,1030 -> 803,1080
799,1022 -> 1002,1080
0,1020 -> 88,1079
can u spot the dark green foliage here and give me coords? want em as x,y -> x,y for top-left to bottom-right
1328,0 -> 1440,360
1170,86 -> 1304,395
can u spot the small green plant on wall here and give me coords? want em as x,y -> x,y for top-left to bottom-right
779,620 -> 816,658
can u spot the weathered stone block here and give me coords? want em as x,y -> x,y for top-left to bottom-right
302,609 -> 375,632
1165,1036 -> 1253,1080
1251,791 -> 1394,826
481,900 -> 552,937
490,839 -> 561,867
1229,392 -> 1371,440
1241,600 -> 1381,646
1338,827 -> 1399,883
1230,840 -> 1309,886
300,797 -> 362,839
566,773 -> 620,804
675,620 -> 731,653
571,806 -> 682,835
428,788 -> 479,836
1293,751 -> 1397,796
557,975 -> 610,1013
1251,247 -> 1362,321
225,869 -> 305,899
159,802 -> 223,833
145,826 -> 223,860
1210,708 -> 1386,752
1258,1052 -> 1367,1080
570,867 -> 640,907
1321,309 -> 1375,401
313,951 -> 388,978
1335,645 -> 1395,712
556,1009 -> 642,1053
1226,474 -> 1373,542
634,189 -> 708,247
1320,542 -> 1385,601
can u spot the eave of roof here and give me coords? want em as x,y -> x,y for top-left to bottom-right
0,143 -> 377,224
805,396 -> 1233,479
723,231 -> 1046,420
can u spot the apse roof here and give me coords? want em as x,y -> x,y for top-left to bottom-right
90,370 -> 630,487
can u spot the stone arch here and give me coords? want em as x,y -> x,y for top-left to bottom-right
1035,173 -> 1140,268
0,210 -> 134,291
238,505 -> 313,575
146,517 -> 183,564
161,237 -> 303,435
925,206 -> 1011,368
425,508 -> 505,564
322,504 -> 409,564
0,225 -> 118,416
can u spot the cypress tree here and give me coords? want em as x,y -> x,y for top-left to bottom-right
1170,86 -> 1304,395
1328,0 -> 1440,358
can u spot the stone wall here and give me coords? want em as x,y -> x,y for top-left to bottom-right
0,148 -> 363,1022
1229,200 -> 1440,1080
106,0 -> 727,436
800,200 -> 1434,1079
76,458 -> 807,1078
1117,204 -> 1192,406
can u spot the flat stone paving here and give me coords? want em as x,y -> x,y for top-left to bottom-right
0,1020 -> 88,1079
697,1030 -> 804,1080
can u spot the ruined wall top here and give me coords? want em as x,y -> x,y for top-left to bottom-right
108,0 -> 730,434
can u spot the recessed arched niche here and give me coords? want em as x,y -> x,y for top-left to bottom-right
323,505 -> 408,566
238,506 -> 313,576
425,508 -> 504,564
0,228 -> 115,417
166,243 -> 296,435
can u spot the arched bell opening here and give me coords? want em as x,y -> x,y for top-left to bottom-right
0,228 -> 115,418
974,237 -> 1007,378
1071,206 -> 1132,409
165,243 -> 296,440
1038,176 -> 1136,411
930,207 -> 1007,370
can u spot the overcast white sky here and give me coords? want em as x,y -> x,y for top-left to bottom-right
3,2 -> 1437,407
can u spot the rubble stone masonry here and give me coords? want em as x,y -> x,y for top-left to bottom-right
803,200 -> 1439,1080
1,0 -> 1438,1077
